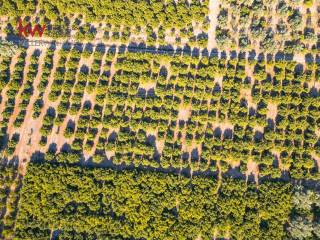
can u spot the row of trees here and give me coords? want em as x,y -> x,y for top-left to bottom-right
81,51 -> 319,179
9,48 -> 314,180
1,46 -> 319,180
0,48 -> 26,156
0,54 -> 12,153
40,0 -> 209,27
13,51 -> 40,128
0,163 -> 20,239
32,49 -> 55,119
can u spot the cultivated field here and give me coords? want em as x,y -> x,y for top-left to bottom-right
0,0 -> 319,239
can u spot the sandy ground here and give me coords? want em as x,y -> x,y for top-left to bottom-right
271,150 -> 283,171
212,121 -> 234,135
15,48 -> 47,174
267,103 -> 278,120
312,81 -> 320,91
155,139 -> 165,154
316,128 -> 320,138
106,150 -> 115,160
253,126 -> 264,134
139,81 -> 156,92
293,53 -> 306,65
207,0 -> 220,50
240,88 -> 257,110
246,159 -> 259,184
28,47 -> 61,157
312,153 -> 320,172
177,105 -> 191,122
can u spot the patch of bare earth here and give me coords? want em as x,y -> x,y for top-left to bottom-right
212,121 -> 234,137
177,105 -> 191,122
174,105 -> 190,141
312,153 -> 320,172
32,47 -> 61,153
14,48 -> 47,175
267,102 -> 278,120
139,81 -> 156,92
254,126 -> 264,134
106,150 -> 115,160
315,128 -> 320,138
271,150 -> 284,171
155,139 -> 165,155
207,0 -> 220,50
293,53 -> 305,65
215,76 -> 223,88
246,159 -> 259,184
310,81 -> 320,91
245,63 -> 254,79
240,88 -> 257,110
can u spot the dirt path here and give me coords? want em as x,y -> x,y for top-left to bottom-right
240,88 -> 257,110
271,150 -> 283,171
31,47 -> 61,154
207,0 -> 220,50
15,48 -> 47,174
246,159 -> 259,184
48,53 -> 90,152
84,125 -> 102,159
293,54 -> 306,66
267,102 -> 278,121
54,115 -> 75,151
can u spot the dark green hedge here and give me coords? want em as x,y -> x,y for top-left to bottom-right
15,162 -> 293,239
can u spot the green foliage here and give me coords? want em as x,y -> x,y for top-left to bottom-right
15,163 -> 293,239
1,0 -> 209,47
0,164 -> 19,239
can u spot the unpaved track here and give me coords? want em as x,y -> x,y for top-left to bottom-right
15,48 -> 47,174
207,0 -> 220,50
27,47 -> 61,159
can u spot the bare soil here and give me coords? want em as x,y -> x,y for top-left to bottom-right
246,159 -> 259,184
267,102 -> 278,120
15,48 -> 47,175
207,0 -> 220,50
